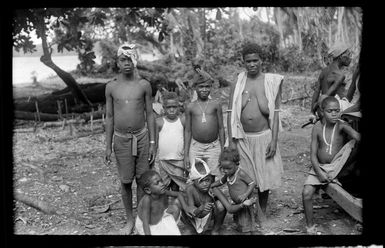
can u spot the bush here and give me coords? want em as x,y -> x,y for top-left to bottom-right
279,45 -> 314,73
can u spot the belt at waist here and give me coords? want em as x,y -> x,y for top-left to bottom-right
114,127 -> 147,156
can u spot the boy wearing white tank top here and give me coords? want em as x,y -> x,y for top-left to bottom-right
155,92 -> 187,191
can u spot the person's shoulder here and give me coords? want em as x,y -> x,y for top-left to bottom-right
106,77 -> 118,88
156,116 -> 165,126
185,184 -> 197,194
138,77 -> 151,86
312,122 -> 323,132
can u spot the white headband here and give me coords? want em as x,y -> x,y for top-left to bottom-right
117,43 -> 139,67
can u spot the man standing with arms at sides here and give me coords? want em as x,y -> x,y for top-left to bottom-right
104,43 -> 156,234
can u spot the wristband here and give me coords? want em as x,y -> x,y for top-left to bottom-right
150,141 -> 155,144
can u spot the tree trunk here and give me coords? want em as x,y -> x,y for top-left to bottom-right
274,7 -> 285,48
36,14 -> 92,106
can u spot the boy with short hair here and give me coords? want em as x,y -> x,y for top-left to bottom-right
181,158 -> 226,234
104,43 -> 156,234
302,96 -> 360,234
135,170 -> 194,235
155,91 -> 187,191
184,69 -> 225,178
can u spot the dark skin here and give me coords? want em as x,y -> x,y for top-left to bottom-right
303,100 -> 360,229
104,54 -> 156,234
184,175 -> 226,234
137,174 -> 195,235
311,50 -> 352,116
155,98 -> 186,190
227,52 -> 283,213
184,81 -> 225,170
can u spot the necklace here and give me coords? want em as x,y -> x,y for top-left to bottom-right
228,168 -> 240,185
323,123 -> 336,155
197,100 -> 209,123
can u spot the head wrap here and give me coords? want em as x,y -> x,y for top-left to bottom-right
328,42 -> 350,59
117,43 -> 139,67
188,158 -> 212,183
193,68 -> 213,86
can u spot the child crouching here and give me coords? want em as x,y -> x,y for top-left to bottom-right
135,170 -> 194,235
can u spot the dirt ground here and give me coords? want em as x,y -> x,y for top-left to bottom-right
12,76 -> 362,236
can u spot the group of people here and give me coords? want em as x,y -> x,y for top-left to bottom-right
104,41 -> 361,235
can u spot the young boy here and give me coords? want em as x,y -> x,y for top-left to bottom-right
184,69 -> 225,178
181,158 -> 226,234
135,170 -> 194,235
227,42 -> 284,216
104,43 -> 156,234
155,91 -> 187,191
211,147 -> 263,233
302,96 -> 361,234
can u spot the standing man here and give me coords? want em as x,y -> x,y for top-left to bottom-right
105,43 -> 156,234
310,42 -> 353,120
227,42 -> 284,218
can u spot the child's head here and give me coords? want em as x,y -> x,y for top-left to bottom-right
191,159 -> 214,193
321,96 -> 340,124
219,147 -> 240,177
116,43 -> 138,73
162,91 -> 179,119
140,170 -> 166,196
193,70 -> 213,101
241,42 -> 263,75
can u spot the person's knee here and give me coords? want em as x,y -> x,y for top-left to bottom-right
215,200 -> 225,214
302,186 -> 314,201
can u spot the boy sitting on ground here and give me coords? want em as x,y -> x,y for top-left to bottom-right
181,158 -> 226,234
302,96 -> 360,234
135,170 -> 194,235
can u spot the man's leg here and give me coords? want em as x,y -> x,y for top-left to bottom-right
121,182 -> 135,234
302,185 -> 317,230
258,190 -> 269,214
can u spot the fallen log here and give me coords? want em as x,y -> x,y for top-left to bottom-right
14,192 -> 57,215
15,110 -> 105,122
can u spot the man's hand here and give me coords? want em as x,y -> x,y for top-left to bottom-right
202,202 -> 214,212
317,171 -> 331,183
238,193 -> 248,203
184,156 -> 191,172
148,143 -> 155,165
266,140 -> 277,158
104,148 -> 112,166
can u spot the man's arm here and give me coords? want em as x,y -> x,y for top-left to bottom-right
341,122 -> 361,142
144,80 -> 156,165
311,78 -> 321,115
227,82 -> 236,148
324,74 -> 345,97
184,104 -> 192,171
105,83 -> 114,163
210,176 -> 227,188
310,125 -> 329,183
154,117 -> 163,153
166,191 -> 196,217
266,79 -> 283,158
140,196 -> 152,235
216,101 -> 225,149
346,65 -> 360,102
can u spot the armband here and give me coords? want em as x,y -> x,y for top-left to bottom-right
274,109 -> 282,112
248,181 -> 254,186
225,109 -> 232,112
150,141 -> 156,144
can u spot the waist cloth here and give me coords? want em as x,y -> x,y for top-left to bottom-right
114,126 -> 148,156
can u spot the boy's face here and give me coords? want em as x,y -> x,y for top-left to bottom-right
220,160 -> 238,177
244,53 -> 262,76
195,81 -> 212,100
322,101 -> 340,124
117,55 -> 134,74
193,175 -> 213,193
147,174 -> 166,195
163,99 -> 179,119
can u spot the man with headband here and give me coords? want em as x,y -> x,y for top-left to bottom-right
105,43 -> 156,234
310,42 -> 353,121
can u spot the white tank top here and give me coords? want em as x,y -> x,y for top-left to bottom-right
158,117 -> 184,160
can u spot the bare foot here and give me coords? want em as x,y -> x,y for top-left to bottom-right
119,220 -> 135,235
306,224 -> 317,235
